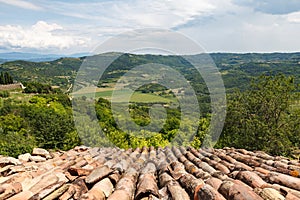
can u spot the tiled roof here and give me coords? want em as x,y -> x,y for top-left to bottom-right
0,146 -> 300,200
0,83 -> 24,91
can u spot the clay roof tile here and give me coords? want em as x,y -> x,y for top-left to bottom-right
0,146 -> 299,199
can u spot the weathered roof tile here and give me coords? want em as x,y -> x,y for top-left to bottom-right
85,165 -> 113,184
258,187 -> 285,200
0,182 -> 22,199
32,148 -> 51,159
196,184 -> 226,200
0,157 -> 21,167
0,146 -> 299,199
18,153 -> 31,163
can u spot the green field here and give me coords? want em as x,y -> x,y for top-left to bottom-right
9,92 -> 35,102
113,92 -> 174,103
0,91 -> 34,104
73,88 -> 175,103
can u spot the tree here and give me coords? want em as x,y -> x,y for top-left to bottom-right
217,74 -> 299,156
0,72 -> 13,84
25,96 -> 79,150
0,114 -> 36,157
0,114 -> 27,133
191,117 -> 210,148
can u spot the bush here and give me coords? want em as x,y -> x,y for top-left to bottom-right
0,91 -> 9,98
0,130 -> 36,157
23,82 -> 62,94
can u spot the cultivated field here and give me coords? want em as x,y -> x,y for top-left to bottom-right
72,86 -> 175,103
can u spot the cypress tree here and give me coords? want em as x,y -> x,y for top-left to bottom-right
7,73 -> 13,84
4,72 -> 8,84
0,72 -> 4,84
0,72 -> 13,84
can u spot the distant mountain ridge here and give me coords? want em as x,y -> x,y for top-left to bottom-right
0,52 -> 300,92
0,52 -> 89,63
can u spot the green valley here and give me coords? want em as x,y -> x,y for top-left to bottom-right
1,52 -> 300,158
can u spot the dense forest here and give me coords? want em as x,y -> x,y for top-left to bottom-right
0,72 -> 13,84
0,53 -> 300,157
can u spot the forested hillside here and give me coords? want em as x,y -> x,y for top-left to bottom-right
1,52 -> 300,91
0,57 -> 81,90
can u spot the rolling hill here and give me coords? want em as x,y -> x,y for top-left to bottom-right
0,52 -> 300,92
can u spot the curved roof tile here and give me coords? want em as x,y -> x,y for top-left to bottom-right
0,146 -> 299,200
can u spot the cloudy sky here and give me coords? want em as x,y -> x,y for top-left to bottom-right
0,0 -> 300,54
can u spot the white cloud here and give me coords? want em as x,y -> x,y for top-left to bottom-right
1,0 -> 299,53
179,3 -> 300,53
41,0 -> 216,28
287,12 -> 300,23
0,0 -> 42,11
0,21 -> 88,51
23,0 -> 219,54
123,0 -> 216,27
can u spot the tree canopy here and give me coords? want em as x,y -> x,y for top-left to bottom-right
217,74 -> 300,156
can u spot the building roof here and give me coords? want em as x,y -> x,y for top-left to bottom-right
0,83 -> 24,91
0,146 -> 300,200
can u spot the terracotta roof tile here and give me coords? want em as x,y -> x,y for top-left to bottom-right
0,146 -> 300,199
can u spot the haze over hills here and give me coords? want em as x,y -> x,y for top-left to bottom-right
0,52 -> 90,63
